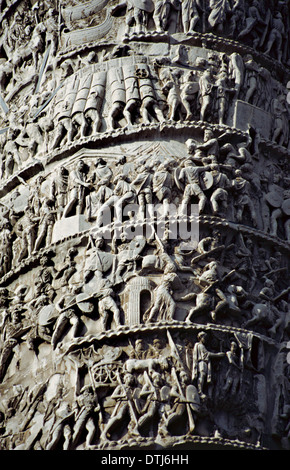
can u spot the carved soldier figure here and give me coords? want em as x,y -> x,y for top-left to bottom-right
129,338 -> 149,359
181,0 -> 201,33
231,169 -> 257,227
242,55 -> 260,105
208,0 -> 231,34
55,248 -> 78,287
28,176 -> 45,218
63,160 -> 91,218
223,341 -> 243,395
16,118 -> 45,160
50,105 -> 73,150
138,66 -> 165,124
214,69 -> 234,125
106,67 -> 126,130
176,157 -> 214,215
131,163 -> 154,220
152,160 -> 172,217
160,69 -> 183,121
101,372 -> 140,440
16,206 -> 39,263
50,166 -> 69,220
112,234 -> 146,284
94,275 -> 121,331
192,331 -> 224,398
83,71 -> 106,135
237,0 -> 267,49
44,8 -> 59,57
137,371 -> 167,435
84,235 -> 112,282
269,189 -> 290,242
71,386 -> 100,449
46,402 -> 73,450
153,0 -> 172,32
264,12 -> 285,62
196,129 -> 224,164
164,369 -> 200,435
0,307 -> 30,383
3,128 -> 22,177
199,68 -> 214,122
146,273 -> 176,322
0,219 -> 13,277
86,158 -> 113,222
271,93 -> 289,147
95,172 -> 135,227
34,198 -> 56,252
209,163 -> 231,216
51,284 -> 82,350
180,70 -> 199,120
229,0 -> 246,37
35,255 -> 57,300
123,65 -> 141,127
117,0 -> 155,35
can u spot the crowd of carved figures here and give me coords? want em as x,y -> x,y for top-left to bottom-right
0,0 -> 290,453
0,169 -> 289,376
0,128 -> 290,282
3,0 -> 290,57
0,47 -> 289,174
0,1 -> 290,168
0,325 -> 287,450
0,0 -> 289,66
0,215 -> 289,347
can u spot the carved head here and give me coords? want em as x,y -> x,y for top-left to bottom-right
230,341 -> 238,353
179,370 -> 190,384
135,339 -> 145,351
197,331 -> 207,343
185,139 -> 196,154
94,235 -> 105,249
124,373 -> 135,386
152,338 -> 163,350
151,371 -> 162,385
204,129 -> 213,140
184,158 -> 196,167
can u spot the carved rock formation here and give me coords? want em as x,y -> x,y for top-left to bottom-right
0,0 -> 289,451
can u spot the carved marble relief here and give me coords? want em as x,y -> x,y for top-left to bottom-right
0,0 -> 289,452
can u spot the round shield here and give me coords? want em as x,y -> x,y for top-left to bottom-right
76,293 -> 95,314
200,171 -> 214,190
142,254 -> 158,269
182,82 -> 199,95
127,236 -> 146,259
160,385 -> 171,401
133,0 -> 154,13
38,304 -> 58,326
265,191 -> 283,208
85,250 -> 113,274
186,384 -> 200,410
282,198 -> 290,216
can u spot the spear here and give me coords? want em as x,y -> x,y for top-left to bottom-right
115,370 -> 139,430
171,366 -> 195,434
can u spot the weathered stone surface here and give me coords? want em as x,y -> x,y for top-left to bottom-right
0,0 -> 289,452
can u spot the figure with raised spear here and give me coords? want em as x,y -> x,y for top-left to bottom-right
163,368 -> 200,435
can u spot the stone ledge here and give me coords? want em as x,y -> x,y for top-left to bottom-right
61,320 -> 276,359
